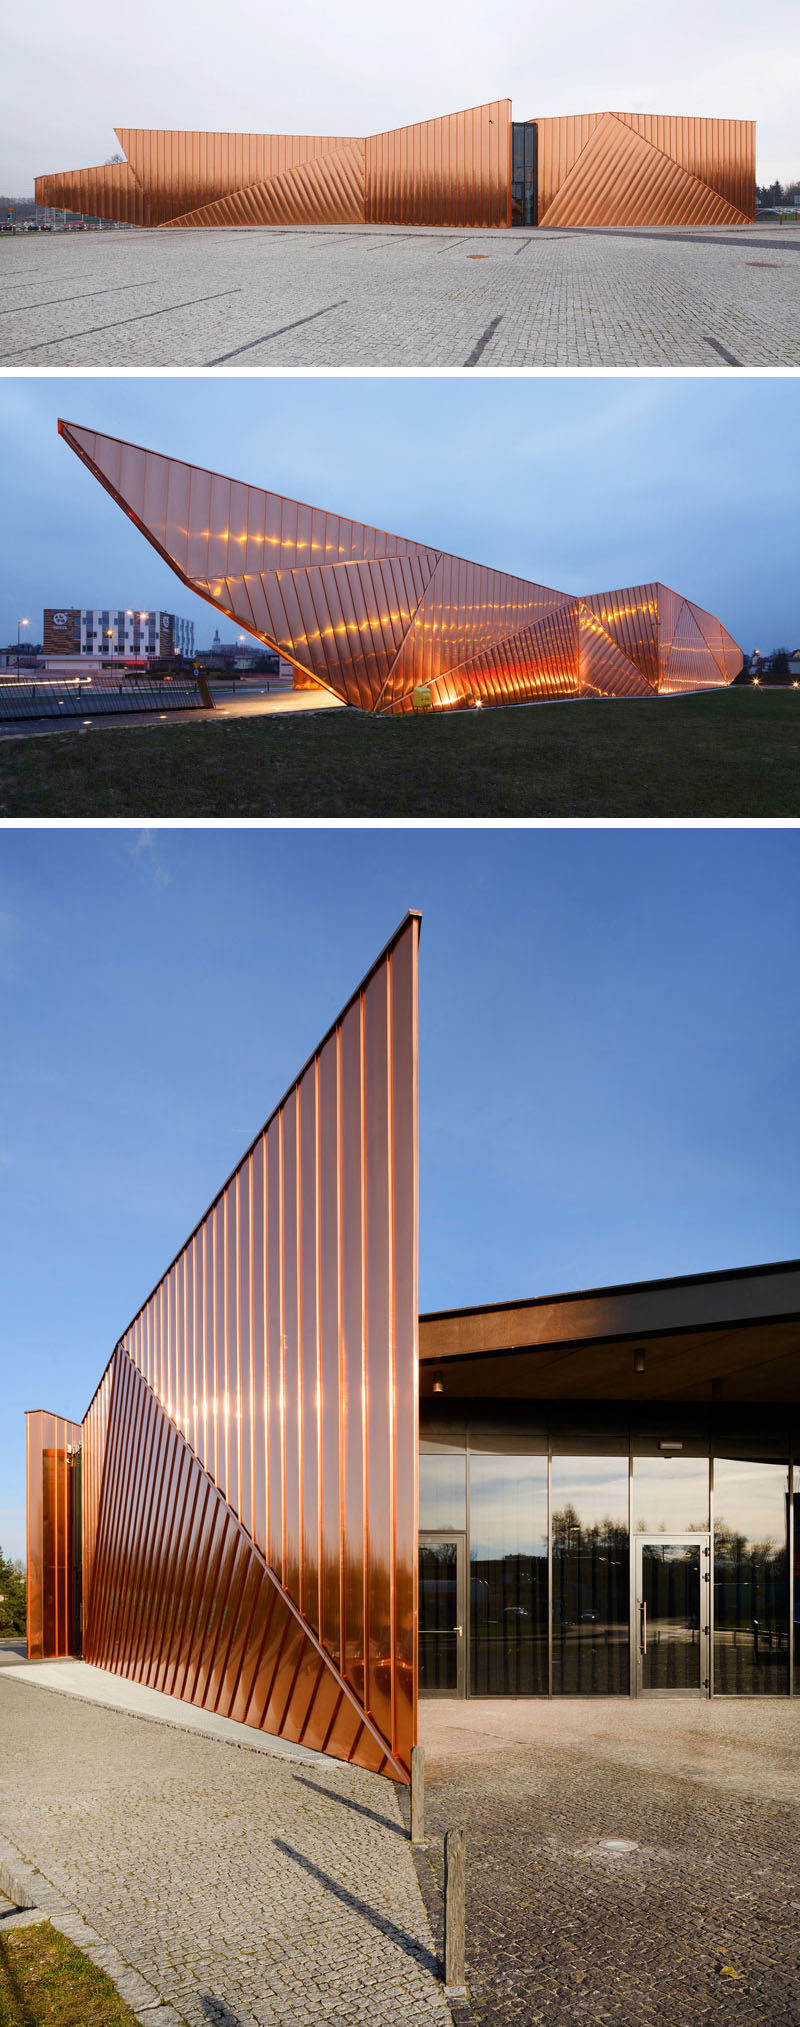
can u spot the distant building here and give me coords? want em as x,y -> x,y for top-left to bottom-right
43,608 -> 194,661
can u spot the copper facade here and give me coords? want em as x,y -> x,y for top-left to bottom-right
25,1411 -> 82,1659
26,915 -> 420,1782
58,419 -> 744,710
35,106 -> 753,230
534,112 -> 755,227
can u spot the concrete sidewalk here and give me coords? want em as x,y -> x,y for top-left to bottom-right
1,1673 -> 452,2027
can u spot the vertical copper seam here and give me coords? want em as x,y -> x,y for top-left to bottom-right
107,1358 -> 154,1675
165,1475 -> 212,1697
134,1403 -> 184,1683
319,1685 -> 345,1754
273,1630 -> 310,1734
182,1502 -> 231,1704
205,1534 -> 250,1710
223,1184 -> 230,1508
149,1413 -> 192,1688
89,1351 -> 134,1659
248,1152 -> 256,1545
213,1557 -> 262,1715
252,1607 -> 293,1728
60,1419 -> 69,1653
238,1582 -> 281,1725
120,1383 -> 174,1677
315,1055 -> 323,1643
371,551 -> 441,713
387,953 -> 397,1755
200,1221 -> 208,1481
127,1385 -> 170,1681
210,1203 -> 218,1487
25,1415 -> 32,1655
235,1172 -> 242,1528
193,1513 -> 241,1705
261,1130 -> 269,1557
278,1107 -> 286,1586
337,1022 -> 346,1678
116,1377 -> 172,1674
360,989 -> 369,1713
158,1453 -> 204,1689
296,1084 -> 304,1618
171,1477 -> 216,1699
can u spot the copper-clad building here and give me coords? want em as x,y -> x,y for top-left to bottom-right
35,105 -> 755,230
57,419 -> 743,711
27,919 -> 800,1747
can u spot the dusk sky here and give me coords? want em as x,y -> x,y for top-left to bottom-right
2,826 -> 799,1561
1,375 -> 798,656
3,0 -> 797,189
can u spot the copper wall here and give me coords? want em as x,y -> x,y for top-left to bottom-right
366,101 -> 511,228
534,112 -> 755,227
26,1411 -> 82,1659
27,916 -> 420,1777
36,105 -> 511,228
59,419 -> 743,710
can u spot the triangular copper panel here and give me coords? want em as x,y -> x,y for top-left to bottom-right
578,603 -> 654,696
87,1348 -> 403,1777
582,584 -> 660,689
162,140 -> 366,229
381,555 -> 571,712
687,599 -> 741,684
418,600 -> 581,711
539,111 -> 746,229
660,598 -> 725,692
615,113 -> 753,221
113,914 -> 419,1778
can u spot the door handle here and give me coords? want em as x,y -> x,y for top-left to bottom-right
454,1625 -> 463,1637
640,1601 -> 647,1656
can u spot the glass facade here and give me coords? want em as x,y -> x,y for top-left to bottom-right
418,1427 -> 794,1699
469,1453 -> 547,1694
713,1454 -> 789,1695
511,123 -> 537,226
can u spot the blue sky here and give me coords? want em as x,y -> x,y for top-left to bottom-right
1,375 -> 798,657
2,825 -> 798,1559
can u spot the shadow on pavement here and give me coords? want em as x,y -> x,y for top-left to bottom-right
273,1839 -> 438,1977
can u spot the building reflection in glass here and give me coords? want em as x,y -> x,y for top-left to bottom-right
713,1455 -> 789,1695
551,1458 -> 629,1694
419,1451 -> 466,1533
469,1454 -> 547,1694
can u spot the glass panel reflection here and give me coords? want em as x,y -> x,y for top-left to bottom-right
419,1452 -> 467,1533
469,1455 -> 547,1695
713,1457 -> 789,1695
641,1543 -> 701,1691
633,1455 -> 709,1534
552,1458 -> 629,1694
419,1541 -> 460,1693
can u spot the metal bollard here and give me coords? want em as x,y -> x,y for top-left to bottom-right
443,1827 -> 467,1998
410,1744 -> 424,1844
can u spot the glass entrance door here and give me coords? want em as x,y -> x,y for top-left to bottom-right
635,1537 -> 710,1694
419,1535 -> 466,1696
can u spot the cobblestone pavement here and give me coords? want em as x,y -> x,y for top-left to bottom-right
2,222 -> 799,366
0,1676 -> 452,2027
420,1698 -> 800,2025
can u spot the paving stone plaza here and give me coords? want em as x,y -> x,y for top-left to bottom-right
3,222 -> 800,367
2,1666 -> 799,2024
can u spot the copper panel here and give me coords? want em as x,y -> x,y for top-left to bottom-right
365,100 -> 512,229
163,139 -> 366,229
58,420 -> 741,710
580,583 -> 660,689
25,1411 -> 81,1659
74,915 -> 419,1779
535,111 -> 755,228
34,158 -> 146,225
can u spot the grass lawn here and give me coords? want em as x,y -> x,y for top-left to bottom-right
0,689 -> 798,818
0,1922 -> 137,2025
